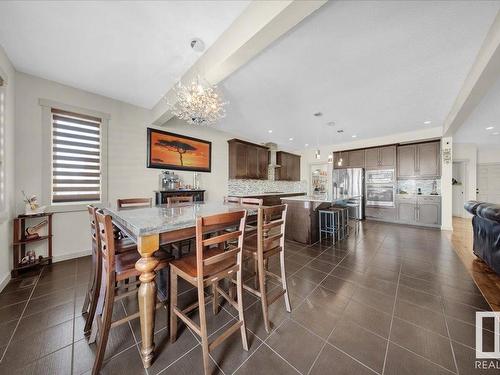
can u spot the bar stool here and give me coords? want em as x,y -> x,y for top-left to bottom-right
81,206 -> 137,334
319,208 -> 341,243
170,210 -> 249,375
242,204 -> 291,333
90,210 -> 173,375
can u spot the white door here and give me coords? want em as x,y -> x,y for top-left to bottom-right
477,163 -> 500,204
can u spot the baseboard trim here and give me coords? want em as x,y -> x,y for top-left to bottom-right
53,250 -> 92,263
441,225 -> 453,231
0,272 -> 11,293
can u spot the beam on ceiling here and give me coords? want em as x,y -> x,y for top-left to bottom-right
443,10 -> 500,136
151,0 -> 327,126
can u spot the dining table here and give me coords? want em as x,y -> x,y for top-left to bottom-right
104,201 -> 258,368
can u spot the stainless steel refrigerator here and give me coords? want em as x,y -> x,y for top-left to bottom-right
332,168 -> 364,220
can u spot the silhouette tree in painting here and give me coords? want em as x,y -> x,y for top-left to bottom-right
155,139 -> 197,166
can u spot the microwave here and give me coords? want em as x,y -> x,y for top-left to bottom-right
365,169 -> 395,184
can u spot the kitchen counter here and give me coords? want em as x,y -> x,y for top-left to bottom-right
280,195 -> 354,203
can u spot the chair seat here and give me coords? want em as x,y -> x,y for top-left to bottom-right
170,248 -> 236,279
115,249 -> 172,281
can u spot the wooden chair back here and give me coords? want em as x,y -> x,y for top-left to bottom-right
224,196 -> 241,204
87,205 -> 99,251
117,198 -> 152,210
95,210 -> 117,277
196,210 -> 247,283
167,195 -> 194,204
240,197 -> 263,206
256,204 -> 288,256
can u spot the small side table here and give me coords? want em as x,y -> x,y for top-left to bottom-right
12,212 -> 53,278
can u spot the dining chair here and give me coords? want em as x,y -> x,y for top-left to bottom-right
224,196 -> 241,204
117,197 -> 153,210
167,195 -> 194,257
90,210 -> 173,375
240,197 -> 263,206
167,195 -> 194,204
81,205 -> 136,337
243,204 -> 291,333
170,210 -> 249,374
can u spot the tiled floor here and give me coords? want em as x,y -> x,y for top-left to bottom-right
0,220 -> 498,374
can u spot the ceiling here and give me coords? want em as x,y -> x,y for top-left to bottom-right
454,74 -> 500,145
0,1 -> 249,108
216,1 -> 499,150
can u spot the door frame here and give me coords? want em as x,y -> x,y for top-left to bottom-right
452,159 -> 468,218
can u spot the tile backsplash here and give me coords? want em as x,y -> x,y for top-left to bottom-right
228,179 -> 307,196
397,179 -> 441,195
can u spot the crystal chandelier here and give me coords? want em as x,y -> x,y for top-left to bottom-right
169,75 -> 227,126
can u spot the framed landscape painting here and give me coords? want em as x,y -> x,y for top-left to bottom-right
147,128 -> 212,172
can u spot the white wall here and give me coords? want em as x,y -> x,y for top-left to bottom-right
14,73 -> 235,262
478,145 -> 500,164
0,46 -> 16,289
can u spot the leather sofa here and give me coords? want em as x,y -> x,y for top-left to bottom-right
465,201 -> 500,275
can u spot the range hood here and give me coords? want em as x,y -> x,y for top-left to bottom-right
265,142 -> 281,168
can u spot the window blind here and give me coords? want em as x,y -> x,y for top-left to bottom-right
51,108 -> 102,204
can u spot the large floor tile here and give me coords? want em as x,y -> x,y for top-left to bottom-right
390,318 -> 456,372
328,318 -> 387,373
342,300 -> 392,339
309,343 -> 375,375
266,319 -> 324,374
234,344 -> 299,375
394,299 -> 448,336
384,343 -> 452,375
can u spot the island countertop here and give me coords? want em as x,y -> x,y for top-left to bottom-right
280,195 -> 356,203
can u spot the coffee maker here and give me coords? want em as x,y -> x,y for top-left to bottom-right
159,171 -> 180,191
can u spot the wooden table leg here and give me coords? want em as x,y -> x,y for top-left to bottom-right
135,234 -> 160,368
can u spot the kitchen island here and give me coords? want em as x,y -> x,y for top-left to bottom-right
280,195 -> 352,244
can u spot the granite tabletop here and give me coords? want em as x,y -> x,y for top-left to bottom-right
104,202 -> 257,237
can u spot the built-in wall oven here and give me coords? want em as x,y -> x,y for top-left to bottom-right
365,169 -> 395,207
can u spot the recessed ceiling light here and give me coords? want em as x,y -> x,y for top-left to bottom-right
423,121 -> 432,125
493,132 -> 499,135
289,137 -> 294,141
313,112 -> 323,117
305,143 -> 309,147
486,126 -> 495,130
352,135 -> 357,138
268,130 -> 273,133
190,38 -> 205,52
326,121 -> 336,127
337,129 -> 344,133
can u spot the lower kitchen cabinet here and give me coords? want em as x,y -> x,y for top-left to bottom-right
365,207 -> 396,221
397,203 -> 417,224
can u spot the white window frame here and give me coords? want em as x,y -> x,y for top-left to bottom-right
0,71 -> 7,222
40,99 -> 109,212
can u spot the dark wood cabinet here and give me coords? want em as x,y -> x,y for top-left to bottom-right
155,190 -> 205,204
364,145 -> 396,169
275,151 -> 301,181
228,139 -> 269,180
397,141 -> 440,178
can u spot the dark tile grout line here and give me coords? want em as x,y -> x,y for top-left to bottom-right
380,262 -> 402,374
0,266 -> 43,363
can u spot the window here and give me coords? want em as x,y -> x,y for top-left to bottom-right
51,108 -> 102,204
0,76 -> 5,214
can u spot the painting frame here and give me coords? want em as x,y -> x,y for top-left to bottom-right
147,128 -> 212,172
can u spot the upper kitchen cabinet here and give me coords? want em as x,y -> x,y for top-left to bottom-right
397,141 -> 440,178
276,151 -> 301,181
347,149 -> 365,168
364,146 -> 396,169
333,151 -> 349,168
228,139 -> 269,180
